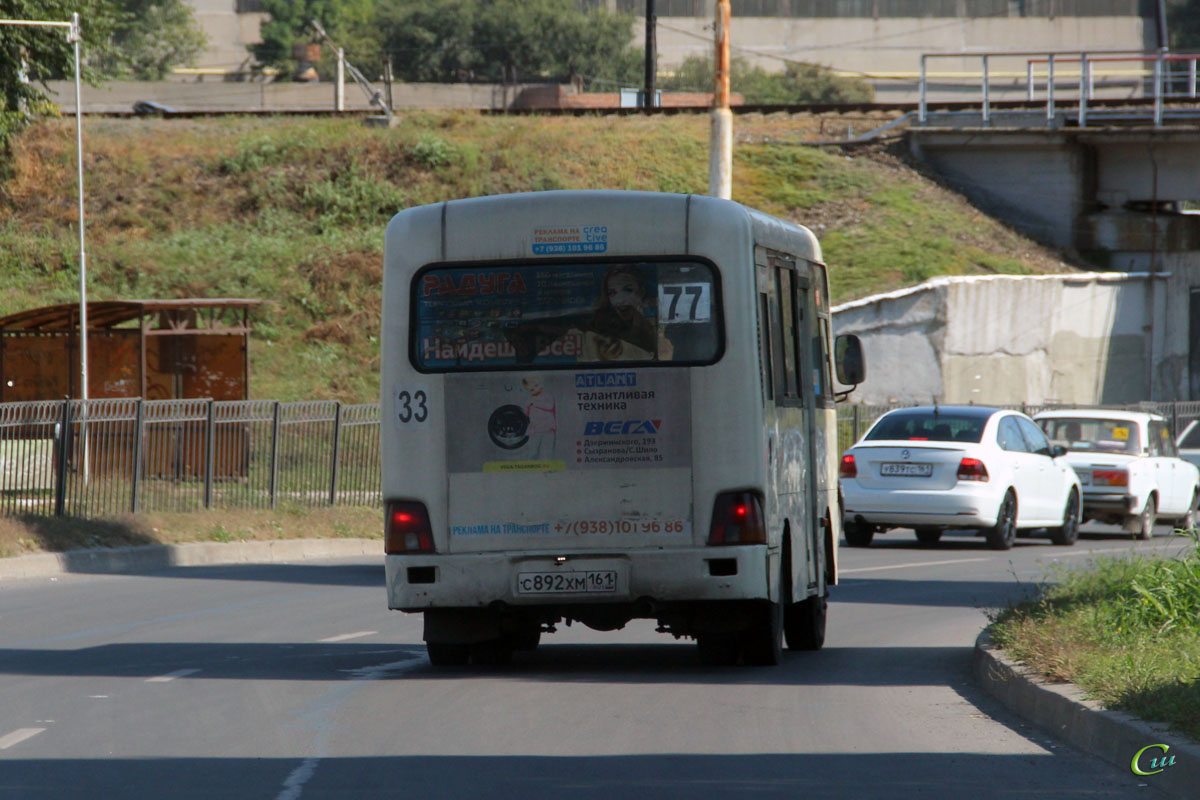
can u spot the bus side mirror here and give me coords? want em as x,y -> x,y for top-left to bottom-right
835,334 -> 865,388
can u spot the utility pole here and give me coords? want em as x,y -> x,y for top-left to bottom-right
708,0 -> 732,199
643,0 -> 656,110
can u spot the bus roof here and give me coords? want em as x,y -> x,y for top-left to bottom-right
387,191 -> 823,265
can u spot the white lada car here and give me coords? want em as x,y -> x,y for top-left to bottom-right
840,406 -> 1081,550
1035,410 -> 1200,539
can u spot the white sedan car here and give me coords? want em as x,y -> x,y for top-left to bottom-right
1035,410 -> 1199,538
840,406 -> 1082,550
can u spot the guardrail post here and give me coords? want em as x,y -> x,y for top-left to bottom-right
269,400 -> 281,510
329,401 -> 342,506
130,398 -> 143,513
918,54 -> 927,124
203,399 -> 215,509
54,398 -> 70,517
981,54 -> 990,125
1154,51 -> 1164,126
1190,58 -> 1197,98
1047,54 -> 1056,124
1026,60 -> 1034,102
1079,53 -> 1088,128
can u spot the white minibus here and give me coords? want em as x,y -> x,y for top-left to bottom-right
382,190 -> 863,666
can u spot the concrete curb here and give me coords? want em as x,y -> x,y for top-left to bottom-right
0,538 -> 382,581
974,628 -> 1199,799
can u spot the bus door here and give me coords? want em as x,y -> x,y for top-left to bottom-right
761,250 -> 819,591
792,266 -> 825,593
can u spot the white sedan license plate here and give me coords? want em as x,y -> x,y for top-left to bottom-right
517,570 -> 618,595
880,462 -> 933,477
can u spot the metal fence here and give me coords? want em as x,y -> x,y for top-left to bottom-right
0,398 -> 381,518
837,401 -> 1200,455
6,396 -> 1198,519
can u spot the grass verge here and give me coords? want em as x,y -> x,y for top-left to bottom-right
990,531 -> 1200,742
0,505 -> 382,558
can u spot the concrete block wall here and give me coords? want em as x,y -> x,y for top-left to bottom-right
833,272 -> 1171,406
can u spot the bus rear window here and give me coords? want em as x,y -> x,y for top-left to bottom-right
411,260 -> 721,371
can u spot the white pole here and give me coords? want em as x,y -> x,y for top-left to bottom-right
71,12 -> 89,483
335,48 -> 345,111
71,14 -> 87,404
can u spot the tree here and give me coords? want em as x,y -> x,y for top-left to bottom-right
97,0 -> 207,80
661,55 -> 873,105
1169,0 -> 1200,49
377,0 -> 640,85
253,0 -> 380,80
1,0 -> 123,159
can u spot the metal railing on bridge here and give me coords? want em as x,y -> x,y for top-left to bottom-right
918,49 -> 1200,128
0,398 -> 381,518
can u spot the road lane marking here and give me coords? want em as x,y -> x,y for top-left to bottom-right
273,655 -> 427,800
318,631 -> 376,643
841,557 -> 992,574
0,728 -> 46,750
146,668 -> 201,682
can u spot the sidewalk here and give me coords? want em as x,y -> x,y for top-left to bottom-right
0,538 -> 380,581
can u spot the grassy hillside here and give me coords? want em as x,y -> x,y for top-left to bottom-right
0,111 -> 1073,402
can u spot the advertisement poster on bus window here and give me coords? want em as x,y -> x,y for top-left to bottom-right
413,261 -> 719,370
444,370 -> 692,474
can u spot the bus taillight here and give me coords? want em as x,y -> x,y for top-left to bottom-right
385,501 -> 435,554
708,491 -> 766,545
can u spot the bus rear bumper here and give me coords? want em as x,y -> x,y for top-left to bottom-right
386,547 -> 771,611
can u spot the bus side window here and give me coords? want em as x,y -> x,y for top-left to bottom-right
809,264 -> 833,406
776,267 -> 800,400
766,275 -> 787,399
758,292 -> 774,402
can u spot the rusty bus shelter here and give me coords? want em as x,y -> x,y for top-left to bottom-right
0,299 -> 264,481
0,299 -> 262,402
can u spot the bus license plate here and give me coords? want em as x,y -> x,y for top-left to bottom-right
517,570 -> 617,595
880,462 -> 933,477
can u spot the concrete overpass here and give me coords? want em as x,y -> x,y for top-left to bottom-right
850,49 -> 1200,404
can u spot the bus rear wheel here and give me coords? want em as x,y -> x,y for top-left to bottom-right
741,598 -> 783,666
785,593 -> 826,651
426,642 -> 470,666
470,638 -> 513,666
696,633 -> 741,666
844,522 -> 874,547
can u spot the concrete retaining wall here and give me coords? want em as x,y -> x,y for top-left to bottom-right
833,272 -> 1175,405
43,80 -> 539,114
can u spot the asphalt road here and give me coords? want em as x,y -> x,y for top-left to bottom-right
0,524 -> 1190,800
